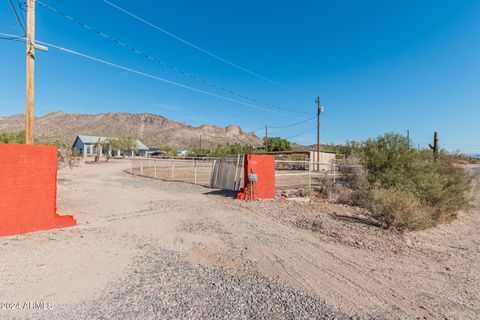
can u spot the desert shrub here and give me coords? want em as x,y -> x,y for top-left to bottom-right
337,155 -> 366,189
51,140 -> 80,169
432,156 -> 471,221
344,133 -> 470,231
57,147 -> 80,169
350,186 -> 434,230
0,131 -> 25,144
327,183 -> 352,203
323,143 -> 356,155
158,146 -> 177,156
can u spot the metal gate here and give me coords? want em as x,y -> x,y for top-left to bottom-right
210,154 -> 244,191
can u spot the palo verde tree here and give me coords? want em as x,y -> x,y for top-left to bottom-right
104,136 -> 138,159
264,137 -> 291,152
119,136 -> 138,155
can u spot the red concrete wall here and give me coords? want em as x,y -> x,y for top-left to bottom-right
238,154 -> 275,200
0,144 -> 76,237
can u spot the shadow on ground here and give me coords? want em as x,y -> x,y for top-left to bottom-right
204,189 -> 238,199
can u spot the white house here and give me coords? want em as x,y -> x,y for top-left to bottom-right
72,135 -> 149,158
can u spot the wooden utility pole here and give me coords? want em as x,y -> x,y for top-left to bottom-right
25,0 -> 36,144
265,125 -> 268,152
316,96 -> 321,171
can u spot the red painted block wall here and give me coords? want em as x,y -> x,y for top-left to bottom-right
240,154 -> 275,200
0,144 -> 76,237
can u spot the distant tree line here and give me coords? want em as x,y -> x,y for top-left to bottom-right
186,137 -> 292,158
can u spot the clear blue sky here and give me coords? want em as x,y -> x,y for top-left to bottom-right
1,0 -> 479,153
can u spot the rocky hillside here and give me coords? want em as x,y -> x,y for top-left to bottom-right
0,112 -> 262,149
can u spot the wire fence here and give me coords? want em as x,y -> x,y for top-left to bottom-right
274,160 -> 338,190
128,156 -> 345,193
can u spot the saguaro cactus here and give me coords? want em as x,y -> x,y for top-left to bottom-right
429,131 -> 439,159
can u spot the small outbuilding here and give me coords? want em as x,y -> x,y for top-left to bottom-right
72,135 -> 149,158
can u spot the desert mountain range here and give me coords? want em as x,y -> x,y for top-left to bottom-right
0,111 -> 262,149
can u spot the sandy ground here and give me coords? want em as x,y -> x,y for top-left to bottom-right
1,161 -> 479,319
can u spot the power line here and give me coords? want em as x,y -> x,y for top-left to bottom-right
0,31 -> 24,40
2,33 -> 316,135
250,126 -> 266,133
248,114 -> 315,136
285,127 -> 316,139
0,34 -> 24,40
0,33 -> 315,132
2,31 -> 317,138
100,0 -> 312,98
248,113 -> 316,133
1,32 -> 321,138
0,33 -> 295,117
268,115 -> 316,129
1,1 -> 26,40
8,0 -> 26,34
36,1 -> 313,116
17,0 -> 27,28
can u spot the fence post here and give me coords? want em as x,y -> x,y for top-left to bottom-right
140,160 -> 143,175
333,164 -> 336,183
211,160 -> 215,177
130,159 -> 133,174
194,160 -> 197,185
308,161 -> 312,192
233,154 -> 240,190
171,159 -> 175,180
154,160 -> 157,179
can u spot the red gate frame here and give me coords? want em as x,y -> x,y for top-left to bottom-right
0,144 -> 76,237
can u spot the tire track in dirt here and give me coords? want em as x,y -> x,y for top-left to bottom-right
46,161 -> 480,319
260,239 -> 416,317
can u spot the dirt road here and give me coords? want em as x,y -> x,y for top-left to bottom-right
1,161 -> 479,319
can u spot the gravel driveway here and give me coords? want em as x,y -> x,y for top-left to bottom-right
1,161 -> 479,319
